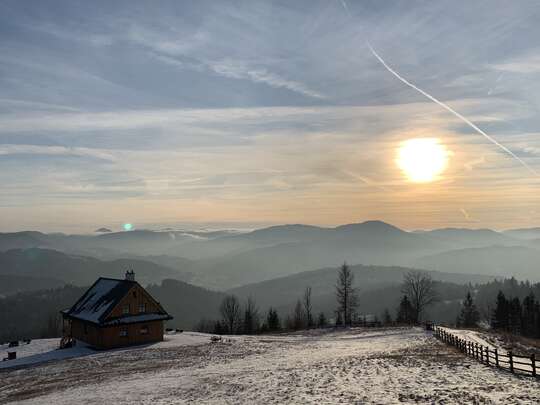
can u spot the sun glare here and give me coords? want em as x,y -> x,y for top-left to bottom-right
397,138 -> 449,183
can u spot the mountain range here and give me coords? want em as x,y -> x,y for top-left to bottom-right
1,220 -> 539,294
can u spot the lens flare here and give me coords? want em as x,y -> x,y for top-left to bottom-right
397,138 -> 450,183
123,223 -> 133,231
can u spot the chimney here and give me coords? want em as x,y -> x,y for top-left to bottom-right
125,270 -> 135,281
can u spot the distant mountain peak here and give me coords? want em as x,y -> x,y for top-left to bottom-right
335,220 -> 405,233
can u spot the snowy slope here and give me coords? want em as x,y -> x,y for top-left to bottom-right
0,332 -> 211,371
1,328 -> 538,404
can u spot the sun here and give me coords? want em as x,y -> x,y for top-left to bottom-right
397,138 -> 450,183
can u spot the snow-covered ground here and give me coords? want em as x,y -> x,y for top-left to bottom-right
437,326 -> 538,375
0,339 -> 95,370
0,328 -> 538,404
0,331 -> 210,370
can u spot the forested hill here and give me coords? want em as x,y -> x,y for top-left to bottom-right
0,248 -> 191,293
0,279 -> 223,342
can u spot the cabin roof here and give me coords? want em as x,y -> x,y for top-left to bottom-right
102,313 -> 172,326
62,277 -> 170,325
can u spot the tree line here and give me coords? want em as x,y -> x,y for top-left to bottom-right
198,263 -> 440,334
440,280 -> 540,339
491,290 -> 540,338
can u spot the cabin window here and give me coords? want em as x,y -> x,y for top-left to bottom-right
138,303 -> 146,313
132,291 -> 137,298
140,326 -> 149,335
122,304 -> 130,314
119,328 -> 128,337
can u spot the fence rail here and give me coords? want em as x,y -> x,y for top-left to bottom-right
434,327 -> 538,378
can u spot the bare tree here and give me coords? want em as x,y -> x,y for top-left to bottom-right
401,271 -> 438,323
220,295 -> 241,334
335,262 -> 357,326
293,299 -> 305,330
303,286 -> 313,328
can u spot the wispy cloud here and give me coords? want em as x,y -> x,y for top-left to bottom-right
208,60 -> 325,99
493,50 -> 540,74
0,144 -> 115,161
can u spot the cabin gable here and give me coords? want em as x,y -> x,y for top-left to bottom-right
105,283 -> 163,321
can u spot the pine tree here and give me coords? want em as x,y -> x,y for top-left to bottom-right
317,312 -> 327,328
266,307 -> 281,331
508,297 -> 522,334
491,291 -> 509,331
522,292 -> 537,337
335,310 -> 343,327
457,292 -> 480,328
382,308 -> 392,325
213,320 -> 225,334
396,295 -> 413,324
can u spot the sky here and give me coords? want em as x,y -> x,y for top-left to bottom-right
1,0 -> 540,233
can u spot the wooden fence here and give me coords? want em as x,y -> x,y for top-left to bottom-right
434,327 -> 538,378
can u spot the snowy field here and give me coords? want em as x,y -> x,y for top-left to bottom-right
0,328 -> 539,404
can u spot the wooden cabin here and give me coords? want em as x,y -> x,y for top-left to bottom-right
60,271 -> 172,349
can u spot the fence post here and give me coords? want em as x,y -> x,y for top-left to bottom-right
531,354 -> 536,377
485,347 -> 489,365
495,348 -> 499,368
508,351 -> 514,374
475,343 -> 478,360
480,345 -> 484,363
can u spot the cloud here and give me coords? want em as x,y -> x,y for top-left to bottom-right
0,144 -> 115,161
492,51 -> 540,74
207,59 -> 325,99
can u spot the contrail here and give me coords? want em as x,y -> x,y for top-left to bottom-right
367,42 -> 539,177
460,208 -> 472,221
339,0 -> 350,15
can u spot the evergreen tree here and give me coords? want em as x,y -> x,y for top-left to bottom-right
382,308 -> 392,325
521,292 -> 537,337
457,292 -> 480,328
266,307 -> 281,331
317,312 -> 327,328
213,320 -> 225,335
491,291 -> 509,330
508,297 -> 522,334
335,310 -> 343,327
396,295 -> 413,324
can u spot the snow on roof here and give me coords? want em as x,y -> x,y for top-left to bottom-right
64,278 -> 135,324
103,313 -> 172,326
